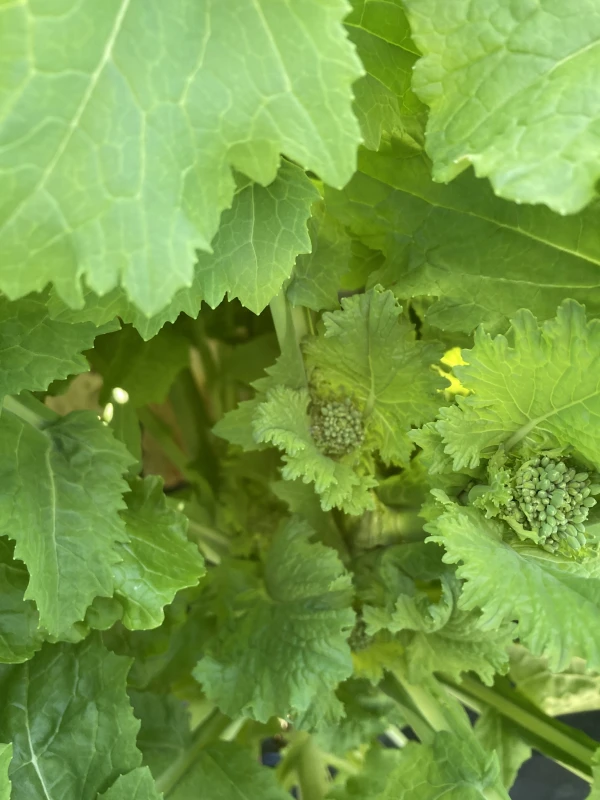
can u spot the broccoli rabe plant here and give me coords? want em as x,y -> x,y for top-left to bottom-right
2,2 -> 600,800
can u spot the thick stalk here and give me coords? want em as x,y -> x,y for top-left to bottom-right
269,289 -> 307,384
441,675 -> 596,779
155,709 -> 231,796
290,734 -> 331,800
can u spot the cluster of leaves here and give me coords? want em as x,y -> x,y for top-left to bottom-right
2,1 -> 600,799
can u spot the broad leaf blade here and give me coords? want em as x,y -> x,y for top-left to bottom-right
194,520 -> 355,725
0,744 -> 11,800
196,162 -> 319,313
404,0 -> 600,213
0,637 -> 142,800
0,0 -> 361,315
325,142 -> 600,333
114,477 -> 205,630
0,410 -> 133,636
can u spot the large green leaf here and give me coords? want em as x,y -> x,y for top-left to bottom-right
113,477 -> 205,630
403,0 -> 600,213
194,520 -> 355,725
427,503 -> 600,671
0,295 -> 113,400
325,141 -> 600,333
0,409 -> 133,637
346,0 -> 425,150
0,637 -> 142,800
436,301 -> 600,470
0,0 -> 362,315
196,161 -> 319,313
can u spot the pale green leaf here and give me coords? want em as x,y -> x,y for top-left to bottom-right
509,644 -> 600,716
196,161 -> 319,313
113,477 -> 205,630
0,409 -> 133,637
404,0 -> 600,213
98,768 -> 162,800
0,294 -> 114,400
89,324 -> 190,407
253,386 -> 377,514
0,636 -> 142,800
0,0 -> 362,315
475,709 -> 531,791
0,538 -> 43,664
287,201 -> 352,312
364,576 -> 513,686
427,503 -> 600,671
0,744 -> 12,800
194,519 -> 355,724
325,141 -> 600,333
377,732 -> 508,800
346,0 -> 425,150
437,301 -> 600,471
304,286 -> 445,465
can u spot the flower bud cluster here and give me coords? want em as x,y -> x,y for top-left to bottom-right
310,397 -> 364,456
506,455 -> 599,553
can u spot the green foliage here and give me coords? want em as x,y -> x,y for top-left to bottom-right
1,4 -> 600,798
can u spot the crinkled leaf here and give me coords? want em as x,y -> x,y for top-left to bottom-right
253,386 -> 377,514
0,409 -> 133,637
287,201 -> 352,312
437,301 -> 600,470
365,576 -> 513,685
0,636 -> 142,800
0,744 -> 11,800
0,539 -> 43,664
113,477 -> 205,630
474,709 -> 531,791
325,141 -> 600,333
98,768 -> 162,800
378,732 -> 508,800
404,0 -> 600,213
509,644 -> 600,716
427,503 -> 600,671
0,0 -> 362,315
346,0 -> 425,150
194,519 -> 355,724
197,161 -> 319,313
304,286 -> 445,465
89,324 -> 189,407
0,295 -> 114,400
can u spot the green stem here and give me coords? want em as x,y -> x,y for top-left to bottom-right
379,673 -> 436,744
2,394 -> 56,427
269,289 -> 307,384
441,675 -> 596,778
155,709 -> 231,796
294,735 -> 330,800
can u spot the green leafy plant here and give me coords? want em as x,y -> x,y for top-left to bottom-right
1,2 -> 600,798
